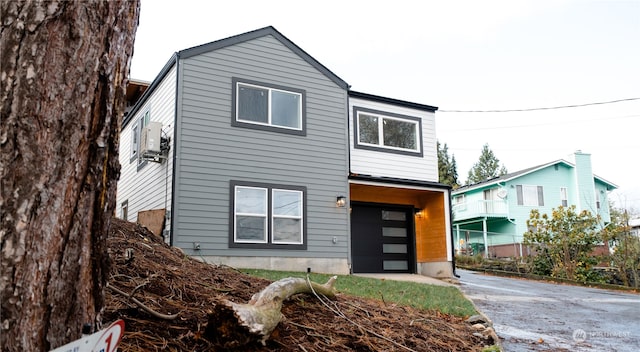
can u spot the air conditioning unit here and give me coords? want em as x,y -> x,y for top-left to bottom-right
140,121 -> 162,154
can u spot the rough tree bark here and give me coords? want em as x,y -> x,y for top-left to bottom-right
0,1 -> 139,350
205,276 -> 338,348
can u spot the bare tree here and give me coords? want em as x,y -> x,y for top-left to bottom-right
1,1 -> 140,350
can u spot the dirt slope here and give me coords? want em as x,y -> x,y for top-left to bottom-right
104,218 -> 493,351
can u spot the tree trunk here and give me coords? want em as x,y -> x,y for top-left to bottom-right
205,276 -> 337,348
0,1 -> 139,350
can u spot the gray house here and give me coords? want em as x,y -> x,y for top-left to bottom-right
118,27 -> 454,277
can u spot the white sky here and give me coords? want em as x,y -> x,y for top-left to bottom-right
130,0 -> 640,212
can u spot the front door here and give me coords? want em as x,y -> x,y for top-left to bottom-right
351,203 -> 415,273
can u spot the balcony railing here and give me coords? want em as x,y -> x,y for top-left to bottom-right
452,199 -> 508,221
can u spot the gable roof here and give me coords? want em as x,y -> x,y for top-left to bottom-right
180,26 -> 349,90
452,159 -> 618,195
124,27 -> 349,127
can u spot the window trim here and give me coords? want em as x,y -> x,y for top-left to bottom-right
516,185 -> 544,206
229,180 -> 307,250
560,187 -> 568,207
231,77 -> 306,136
353,106 -> 423,157
130,109 -> 150,170
121,200 -> 128,221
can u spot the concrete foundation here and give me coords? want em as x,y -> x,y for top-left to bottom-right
199,255 -> 350,275
417,261 -> 453,278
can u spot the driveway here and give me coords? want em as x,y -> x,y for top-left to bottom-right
457,269 -> 640,351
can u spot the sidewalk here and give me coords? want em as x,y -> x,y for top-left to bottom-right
353,273 -> 457,287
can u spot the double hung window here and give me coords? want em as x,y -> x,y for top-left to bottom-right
130,110 -> 150,167
231,181 -> 306,249
560,187 -> 568,207
516,185 -> 544,206
232,78 -> 305,135
353,107 -> 422,156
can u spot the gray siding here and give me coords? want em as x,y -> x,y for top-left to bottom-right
173,35 -> 349,259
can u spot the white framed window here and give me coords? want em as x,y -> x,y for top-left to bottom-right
516,185 -> 544,206
560,187 -> 568,207
234,186 -> 268,243
353,106 -> 422,156
130,110 -> 150,165
231,181 -> 306,249
121,200 -> 128,221
454,195 -> 466,210
232,78 -> 305,135
596,191 -> 601,210
272,189 -> 303,244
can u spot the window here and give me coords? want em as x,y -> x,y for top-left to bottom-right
560,187 -> 568,207
596,192 -> 601,210
353,106 -> 422,156
454,195 -> 466,210
232,78 -> 305,135
516,185 -> 544,206
121,200 -> 128,221
230,181 -> 306,249
130,110 -> 150,166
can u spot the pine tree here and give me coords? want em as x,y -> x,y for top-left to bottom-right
437,141 -> 460,188
1,1 -> 140,349
466,143 -> 508,184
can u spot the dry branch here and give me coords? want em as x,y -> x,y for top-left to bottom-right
107,283 -> 179,320
205,276 -> 337,348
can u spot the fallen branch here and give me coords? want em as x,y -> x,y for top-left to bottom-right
204,276 -> 337,347
107,283 -> 179,320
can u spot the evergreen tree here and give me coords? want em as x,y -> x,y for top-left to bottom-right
466,143 -> 508,184
437,141 -> 460,188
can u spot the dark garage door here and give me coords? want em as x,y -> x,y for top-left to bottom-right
351,203 -> 415,273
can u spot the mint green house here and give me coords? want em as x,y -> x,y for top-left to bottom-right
451,151 -> 617,258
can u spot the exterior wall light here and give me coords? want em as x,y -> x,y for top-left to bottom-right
336,195 -> 347,207
415,209 -> 424,218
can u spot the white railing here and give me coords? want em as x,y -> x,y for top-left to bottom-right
452,199 -> 508,220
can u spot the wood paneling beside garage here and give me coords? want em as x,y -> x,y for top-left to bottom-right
349,183 -> 448,263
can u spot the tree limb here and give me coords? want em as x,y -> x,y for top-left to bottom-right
205,276 -> 337,347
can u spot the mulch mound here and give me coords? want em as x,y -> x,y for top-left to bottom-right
104,218 -> 493,351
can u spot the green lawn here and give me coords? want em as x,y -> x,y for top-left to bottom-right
241,269 -> 477,317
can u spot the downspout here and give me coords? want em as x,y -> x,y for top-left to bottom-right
448,187 -> 460,278
169,52 -> 180,246
345,89 -> 353,274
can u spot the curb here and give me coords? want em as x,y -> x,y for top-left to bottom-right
457,266 -> 639,293
455,286 -> 503,351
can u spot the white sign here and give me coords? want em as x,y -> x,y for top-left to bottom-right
50,320 -> 124,352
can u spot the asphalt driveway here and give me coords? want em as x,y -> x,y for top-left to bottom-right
457,269 -> 640,351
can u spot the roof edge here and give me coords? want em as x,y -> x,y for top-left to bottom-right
179,26 -> 349,90
123,53 -> 178,127
349,90 -> 438,112
349,174 -> 451,190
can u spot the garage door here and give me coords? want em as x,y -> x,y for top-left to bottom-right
351,203 -> 415,273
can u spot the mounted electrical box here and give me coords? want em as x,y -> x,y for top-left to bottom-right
140,121 -> 162,154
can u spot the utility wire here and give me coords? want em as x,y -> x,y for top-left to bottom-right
439,97 -> 640,113
438,114 -> 640,132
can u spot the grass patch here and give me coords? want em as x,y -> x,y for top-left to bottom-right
241,269 -> 476,317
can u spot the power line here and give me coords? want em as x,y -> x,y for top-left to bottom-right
439,97 -> 640,113
438,114 -> 640,132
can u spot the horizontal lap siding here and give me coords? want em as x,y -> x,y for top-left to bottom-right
174,35 -> 349,259
349,97 -> 438,182
116,67 -> 176,230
